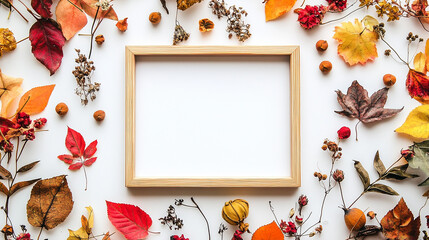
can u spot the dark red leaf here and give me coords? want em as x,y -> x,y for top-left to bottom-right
106,201 -> 153,240
69,162 -> 83,170
84,140 -> 97,159
406,69 -> 429,104
65,127 -> 86,157
29,19 -> 65,75
31,0 -> 52,18
0,117 -> 17,128
58,154 -> 74,164
84,157 -> 96,166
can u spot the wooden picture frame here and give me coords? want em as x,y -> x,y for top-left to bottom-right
125,46 -> 300,187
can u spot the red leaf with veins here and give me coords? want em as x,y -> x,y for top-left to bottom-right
84,140 -> 97,158
84,157 -> 97,166
69,162 -> 83,170
31,0 -> 53,18
29,19 -> 65,75
406,69 -> 429,104
106,201 -> 153,240
66,127 -> 86,157
58,154 -> 74,164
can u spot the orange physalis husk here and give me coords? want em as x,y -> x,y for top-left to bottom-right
265,0 -> 297,21
199,18 -> 214,32
116,18 -> 128,32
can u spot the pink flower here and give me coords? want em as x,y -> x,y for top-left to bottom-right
337,126 -> 351,139
296,5 -> 326,29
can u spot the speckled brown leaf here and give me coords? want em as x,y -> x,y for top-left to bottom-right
10,179 -> 40,196
27,175 -> 73,230
354,160 -> 370,190
17,161 -> 39,173
0,182 -> 8,196
381,198 -> 420,240
335,81 -> 403,124
0,165 -> 12,180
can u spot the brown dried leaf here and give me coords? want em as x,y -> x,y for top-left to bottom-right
354,160 -> 370,190
335,80 -> 403,124
373,150 -> 386,177
17,161 -> 40,173
0,165 -> 12,180
116,18 -> 128,32
102,232 -> 111,240
177,0 -> 203,10
381,198 -> 420,240
10,179 -> 40,196
27,175 -> 73,230
0,182 -> 8,196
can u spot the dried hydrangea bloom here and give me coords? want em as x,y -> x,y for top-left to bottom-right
96,0 -> 112,11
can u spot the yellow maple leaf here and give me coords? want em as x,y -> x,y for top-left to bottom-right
265,0 -> 297,22
0,69 -> 23,118
333,18 -> 379,66
396,105 -> 429,139
67,206 -> 94,240
414,52 -> 427,73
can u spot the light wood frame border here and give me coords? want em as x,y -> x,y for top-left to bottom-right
125,46 -> 300,187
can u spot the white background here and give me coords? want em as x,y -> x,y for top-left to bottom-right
0,0 -> 428,239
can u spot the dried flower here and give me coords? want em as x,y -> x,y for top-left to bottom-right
95,35 -> 105,45
0,28 -> 17,57
1,140 -> 13,153
298,195 -> 308,207
289,208 -> 295,218
319,60 -> 332,73
177,0 -> 203,10
33,118 -> 47,129
199,18 -> 215,32
401,149 -> 414,161
16,112 -> 31,128
23,128 -> 35,141
337,126 -> 351,139
295,215 -> 303,224
296,5 -> 326,29
316,40 -> 328,51
209,0 -> 228,18
1,224 -> 12,235
16,233 -> 31,240
73,49 -> 100,105
93,110 -> 106,121
173,23 -> 190,45
327,0 -> 348,11
159,205 -> 184,230
333,169 -> 344,182
96,0 -> 112,11
232,230 -> 244,240
315,225 -> 323,233
171,234 -> 189,240
280,220 -> 297,235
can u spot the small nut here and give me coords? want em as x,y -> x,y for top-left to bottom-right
319,61 -> 332,73
95,35 -> 105,45
149,12 -> 161,24
383,74 -> 396,86
316,40 -> 328,52
55,103 -> 68,116
93,110 -> 105,121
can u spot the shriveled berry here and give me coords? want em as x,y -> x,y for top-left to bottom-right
149,12 -> 162,24
383,74 -> 396,86
55,103 -> 68,116
95,35 -> 105,45
319,61 -> 332,73
93,110 -> 105,121
316,40 -> 328,52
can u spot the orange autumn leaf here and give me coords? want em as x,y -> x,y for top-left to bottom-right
80,0 -> 118,21
17,85 -> 55,116
56,0 -> 88,40
265,0 -> 297,21
0,69 -> 23,118
252,221 -> 284,240
380,198 -> 420,240
116,18 -> 128,32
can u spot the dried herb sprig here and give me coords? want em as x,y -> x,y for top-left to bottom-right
209,0 -> 251,42
173,22 -> 190,45
175,198 -> 211,240
73,49 -> 100,105
218,223 -> 228,240
159,205 -> 184,230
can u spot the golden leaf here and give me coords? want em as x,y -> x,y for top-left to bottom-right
265,0 -> 297,22
414,52 -> 427,73
396,105 -> 429,139
0,69 -> 23,118
67,228 -> 88,240
333,18 -> 379,66
177,0 -> 203,10
17,84 -> 55,116
362,15 -> 379,31
0,28 -> 16,57
68,206 -> 94,240
251,221 -> 284,240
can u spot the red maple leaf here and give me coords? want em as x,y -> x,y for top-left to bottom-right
106,201 -> 153,240
406,69 -> 429,103
58,127 -> 97,190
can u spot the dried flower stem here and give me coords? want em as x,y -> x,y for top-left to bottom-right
8,1 -> 28,22
176,198 -> 211,240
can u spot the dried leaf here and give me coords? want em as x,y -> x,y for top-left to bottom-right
116,18 -> 128,32
0,28 -> 17,57
9,179 -> 40,196
367,183 -> 399,195
106,201 -> 153,240
67,206 -> 94,240
0,0 -> 11,9
333,18 -> 378,65
362,15 -> 379,31
102,232 -> 111,240
335,80 -> 403,124
418,177 -> 429,186
17,161 -> 40,173
27,175 -> 73,230
84,140 -> 97,158
83,157 -> 96,166
406,69 -> 429,104
17,85 -> 55,116
426,39 -> 429,70
0,69 -> 23,118
31,0 -> 52,18
29,19 -> 65,75
396,105 -> 429,139
414,52 -> 427,73
373,151 -> 386,177
383,164 -> 419,180
69,162 -> 83,170
0,182 -> 8,196
251,221 -> 284,240
177,0 -> 203,10
265,0 -> 297,21
354,160 -> 370,190
408,140 -> 429,175
0,165 -> 12,180
381,198 -> 420,240
80,0 -> 118,20
160,0 -> 169,14
56,0 -> 88,40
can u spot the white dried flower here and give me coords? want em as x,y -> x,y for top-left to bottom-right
96,0 -> 112,11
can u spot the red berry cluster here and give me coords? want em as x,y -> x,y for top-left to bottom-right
296,5 -> 327,29
280,220 -> 297,234
170,234 -> 189,240
16,233 -> 31,240
34,118 -> 47,129
232,230 -> 244,240
16,112 -> 31,128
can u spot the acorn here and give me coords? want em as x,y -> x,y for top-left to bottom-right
55,103 -> 68,116
344,208 -> 366,231
222,199 -> 249,232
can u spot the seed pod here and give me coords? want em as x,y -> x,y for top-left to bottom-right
316,40 -> 328,52
344,208 -> 366,231
149,12 -> 162,24
383,74 -> 396,86
55,103 -> 68,116
222,199 -> 249,232
93,110 -> 105,121
319,61 -> 332,73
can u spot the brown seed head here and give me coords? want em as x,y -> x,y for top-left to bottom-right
55,103 -> 68,116
149,12 -> 162,24
316,40 -> 328,52
383,74 -> 396,86
319,61 -> 332,73
93,110 -> 105,121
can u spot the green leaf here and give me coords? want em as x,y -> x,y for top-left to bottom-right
382,164 -> 419,180
409,140 -> 429,175
367,183 -> 399,195
373,151 -> 386,177
418,177 -> 429,186
354,160 -> 370,190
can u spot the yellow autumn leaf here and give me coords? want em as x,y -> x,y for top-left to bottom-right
396,105 -> 429,139
414,52 -> 427,73
362,15 -> 379,31
333,18 -> 379,66
85,206 -> 94,233
0,28 -> 17,57
0,69 -> 23,118
67,228 -> 88,240
425,39 -> 429,70
265,0 -> 297,21
67,206 -> 94,240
